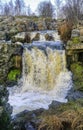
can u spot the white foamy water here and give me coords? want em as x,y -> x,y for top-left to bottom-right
8,71 -> 72,115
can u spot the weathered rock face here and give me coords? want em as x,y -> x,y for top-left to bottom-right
66,26 -> 83,93
71,29 -> 80,38
0,41 -> 22,85
0,16 -> 57,41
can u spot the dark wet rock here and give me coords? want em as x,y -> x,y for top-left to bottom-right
45,33 -> 54,41
67,89 -> 83,101
11,108 -> 44,130
49,100 -> 63,109
0,85 -> 12,130
25,122 -> 35,130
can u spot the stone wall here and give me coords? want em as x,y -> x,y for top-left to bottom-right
0,41 -> 22,85
0,16 -> 57,41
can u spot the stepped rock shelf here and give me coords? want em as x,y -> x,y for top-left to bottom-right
66,43 -> 83,68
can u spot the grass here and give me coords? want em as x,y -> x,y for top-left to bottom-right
38,99 -> 83,130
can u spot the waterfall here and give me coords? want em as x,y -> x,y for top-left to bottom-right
30,31 -> 60,41
40,33 -> 46,41
8,33 -> 72,115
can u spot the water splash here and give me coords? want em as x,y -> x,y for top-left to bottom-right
8,34 -> 72,115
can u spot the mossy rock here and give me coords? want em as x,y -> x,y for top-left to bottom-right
7,69 -> 21,81
72,37 -> 80,44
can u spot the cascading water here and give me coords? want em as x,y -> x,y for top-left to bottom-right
8,32 -> 72,115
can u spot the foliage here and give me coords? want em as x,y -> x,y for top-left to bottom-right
0,110 -> 12,130
7,69 -> 21,81
70,62 -> 83,91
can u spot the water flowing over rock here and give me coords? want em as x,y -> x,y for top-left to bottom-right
8,40 -> 72,115
12,30 -> 60,43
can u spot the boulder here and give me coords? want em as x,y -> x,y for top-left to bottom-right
12,32 -> 31,43
71,29 -> 80,38
45,34 -> 54,41
32,33 -> 40,41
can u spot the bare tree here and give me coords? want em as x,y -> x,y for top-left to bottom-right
3,3 -> 10,16
27,5 -> 32,16
62,0 -> 83,24
0,0 -> 4,15
38,1 -> 54,18
15,0 -> 25,15
55,0 -> 62,18
9,0 -> 14,15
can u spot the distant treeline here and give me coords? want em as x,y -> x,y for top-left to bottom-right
0,0 -> 83,24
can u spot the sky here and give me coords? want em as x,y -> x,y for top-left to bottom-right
3,0 -> 55,12
24,0 -> 55,12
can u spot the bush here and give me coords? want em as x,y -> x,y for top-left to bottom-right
58,21 -> 72,42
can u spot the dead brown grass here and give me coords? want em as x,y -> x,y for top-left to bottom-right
59,110 -> 78,123
72,115 -> 83,130
58,21 -> 72,42
38,115 -> 63,130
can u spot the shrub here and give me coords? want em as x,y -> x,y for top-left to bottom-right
58,21 -> 72,42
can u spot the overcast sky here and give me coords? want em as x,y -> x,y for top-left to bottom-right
25,0 -> 55,12
3,0 -> 55,12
